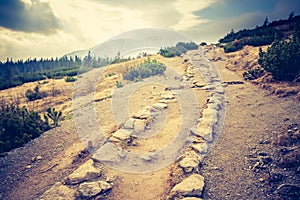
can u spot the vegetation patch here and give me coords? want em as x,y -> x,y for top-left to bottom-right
0,52 -> 112,90
25,85 -> 48,101
123,58 -> 166,81
159,42 -> 198,58
65,76 -> 77,82
243,67 -> 265,80
219,14 -> 300,53
258,34 -> 300,81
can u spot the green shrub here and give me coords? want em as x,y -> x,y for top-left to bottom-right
223,42 -> 243,53
243,67 -> 265,80
65,76 -> 77,82
123,58 -> 166,81
0,104 -> 52,153
46,107 -> 62,127
258,36 -> 300,81
25,85 -> 48,101
116,81 -> 124,88
159,48 -> 175,58
159,42 -> 198,57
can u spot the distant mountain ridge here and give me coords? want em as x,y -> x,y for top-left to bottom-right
65,28 -> 194,58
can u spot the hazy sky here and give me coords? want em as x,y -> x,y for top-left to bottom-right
0,0 -> 299,61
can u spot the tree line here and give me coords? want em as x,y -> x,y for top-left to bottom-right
220,14 -> 300,53
0,52 -> 112,90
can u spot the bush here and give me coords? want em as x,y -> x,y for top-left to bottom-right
116,81 -> 123,88
159,48 -> 175,58
65,76 -> 77,82
0,104 -> 52,153
25,85 -> 48,101
243,67 -> 265,80
46,107 -> 62,127
258,36 -> 300,81
223,42 -> 243,53
123,58 -> 166,81
159,42 -> 198,57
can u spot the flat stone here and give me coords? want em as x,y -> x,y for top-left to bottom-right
39,182 -> 76,200
171,174 -> 205,197
66,159 -> 102,185
124,118 -> 135,129
179,156 -> 199,173
112,129 -> 131,141
161,91 -> 175,100
152,102 -> 168,109
190,126 -> 213,142
78,180 -> 112,198
207,102 -> 221,111
145,106 -> 156,112
133,109 -> 151,119
190,143 -> 208,154
158,99 -> 177,104
92,142 -> 125,163
134,119 -> 146,132
201,108 -> 218,119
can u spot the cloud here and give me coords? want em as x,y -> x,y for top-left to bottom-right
184,0 -> 300,44
0,0 -> 60,34
170,0 -> 214,30
270,0 -> 300,19
88,0 -> 214,29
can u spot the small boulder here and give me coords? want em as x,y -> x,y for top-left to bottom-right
161,91 -> 175,100
190,143 -> 208,154
134,119 -> 146,132
152,102 -> 168,109
92,142 -> 125,163
133,109 -> 151,119
124,118 -> 135,129
158,99 -> 177,104
112,129 -> 132,141
190,126 -> 213,143
171,174 -> 205,197
66,159 -> 102,185
78,180 -> 112,198
39,182 -> 76,200
179,156 -> 199,173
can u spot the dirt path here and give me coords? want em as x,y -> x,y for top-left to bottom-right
0,50 -> 299,200
199,48 -> 300,199
0,121 -> 89,200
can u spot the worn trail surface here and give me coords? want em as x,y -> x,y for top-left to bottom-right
0,50 -> 299,200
